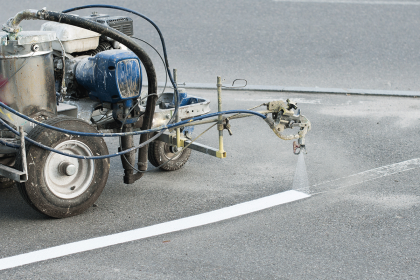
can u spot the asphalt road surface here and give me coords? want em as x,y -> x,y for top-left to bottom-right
2,0 -> 420,90
2,89 -> 420,279
1,1 -> 420,279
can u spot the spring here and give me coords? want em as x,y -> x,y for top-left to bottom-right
72,41 -> 113,57
86,41 -> 112,56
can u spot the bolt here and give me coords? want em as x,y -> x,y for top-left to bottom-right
59,162 -> 77,176
31,44 -> 39,52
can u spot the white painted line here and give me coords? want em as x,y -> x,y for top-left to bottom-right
0,190 -> 310,271
309,158 -> 420,194
273,0 -> 420,5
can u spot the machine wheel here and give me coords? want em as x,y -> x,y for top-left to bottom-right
16,116 -> 110,218
148,141 -> 191,171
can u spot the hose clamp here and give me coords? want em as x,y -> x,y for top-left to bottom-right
37,7 -> 48,19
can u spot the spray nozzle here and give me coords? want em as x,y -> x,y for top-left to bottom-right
293,138 -> 307,155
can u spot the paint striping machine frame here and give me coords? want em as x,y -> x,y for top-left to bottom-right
0,5 -> 311,218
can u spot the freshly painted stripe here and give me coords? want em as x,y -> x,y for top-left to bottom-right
4,158 -> 418,271
309,158 -> 420,194
0,190 -> 310,271
153,82 -> 420,98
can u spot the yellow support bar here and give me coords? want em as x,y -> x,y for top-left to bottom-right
174,69 -> 182,148
216,76 -> 226,158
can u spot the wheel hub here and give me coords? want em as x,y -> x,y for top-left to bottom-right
165,144 -> 182,160
58,162 -> 77,176
44,140 -> 94,199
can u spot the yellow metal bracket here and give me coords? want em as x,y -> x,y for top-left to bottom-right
216,150 -> 227,158
216,76 -> 226,159
174,69 -> 182,148
168,134 -> 185,147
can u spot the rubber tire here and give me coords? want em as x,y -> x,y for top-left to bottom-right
16,116 -> 110,218
148,140 -> 191,171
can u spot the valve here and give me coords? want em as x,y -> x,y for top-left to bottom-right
224,119 -> 233,136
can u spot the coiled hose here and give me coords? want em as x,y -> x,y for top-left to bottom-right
40,9 -> 160,170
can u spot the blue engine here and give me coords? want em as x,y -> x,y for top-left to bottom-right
76,49 -> 142,103
75,50 -> 143,124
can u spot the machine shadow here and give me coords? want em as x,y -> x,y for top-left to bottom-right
0,187 -> 47,220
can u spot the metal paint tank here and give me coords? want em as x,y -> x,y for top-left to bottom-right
0,31 -> 57,128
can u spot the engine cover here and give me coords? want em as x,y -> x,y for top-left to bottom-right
41,22 -> 100,53
75,50 -> 142,103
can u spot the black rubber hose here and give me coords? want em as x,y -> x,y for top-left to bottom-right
42,11 -> 158,176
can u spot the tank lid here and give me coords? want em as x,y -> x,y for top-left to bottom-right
41,22 -> 100,41
0,31 -> 56,45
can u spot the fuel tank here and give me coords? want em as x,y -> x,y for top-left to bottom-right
0,31 -> 57,128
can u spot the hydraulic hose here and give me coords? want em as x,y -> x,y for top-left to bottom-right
0,117 -> 163,160
0,138 -> 19,149
40,10 -> 159,172
0,101 -> 266,137
2,9 -> 38,34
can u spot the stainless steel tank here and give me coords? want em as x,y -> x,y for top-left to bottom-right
0,31 -> 57,129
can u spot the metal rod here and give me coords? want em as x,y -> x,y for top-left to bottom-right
174,69 -> 181,148
216,76 -> 226,158
115,110 -> 272,134
177,111 -> 271,128
19,126 -> 28,182
157,133 -> 220,158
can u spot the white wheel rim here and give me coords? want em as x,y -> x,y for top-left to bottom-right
44,140 -> 95,199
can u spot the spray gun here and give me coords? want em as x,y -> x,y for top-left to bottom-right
263,99 -> 311,155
